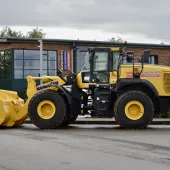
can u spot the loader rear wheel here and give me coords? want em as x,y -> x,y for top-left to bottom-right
59,99 -> 79,127
60,114 -> 78,127
28,90 -> 66,129
114,90 -> 154,129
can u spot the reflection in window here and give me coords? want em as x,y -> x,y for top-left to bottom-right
14,60 -> 23,69
14,70 -> 23,79
24,60 -> 47,69
49,70 -> 56,76
48,51 -> 57,60
24,70 -> 39,78
42,69 -> 47,76
113,52 -> 120,71
24,70 -> 47,78
48,60 -> 57,69
14,50 -> 23,59
93,52 -> 108,71
24,50 -> 39,60
81,52 -> 90,72
14,49 -> 57,79
24,50 -> 47,60
0,50 -> 12,79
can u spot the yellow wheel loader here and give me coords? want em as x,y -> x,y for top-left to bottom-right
1,45 -> 170,129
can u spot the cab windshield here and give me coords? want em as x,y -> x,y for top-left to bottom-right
81,51 -> 122,72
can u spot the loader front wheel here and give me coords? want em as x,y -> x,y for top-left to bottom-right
114,90 -> 154,129
28,90 -> 66,129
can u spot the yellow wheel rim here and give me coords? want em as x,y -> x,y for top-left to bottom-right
125,101 -> 144,120
37,100 -> 56,119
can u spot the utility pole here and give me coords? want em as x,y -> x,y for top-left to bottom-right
38,39 -> 43,83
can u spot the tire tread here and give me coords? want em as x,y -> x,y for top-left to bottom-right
114,90 -> 154,129
28,90 -> 66,129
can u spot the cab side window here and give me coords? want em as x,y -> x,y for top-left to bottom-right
93,52 -> 108,71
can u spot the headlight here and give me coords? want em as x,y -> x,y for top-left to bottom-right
83,75 -> 90,82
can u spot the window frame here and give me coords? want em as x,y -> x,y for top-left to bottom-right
13,48 -> 58,79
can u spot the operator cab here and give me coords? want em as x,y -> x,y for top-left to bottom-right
81,47 -> 151,84
81,48 -> 121,84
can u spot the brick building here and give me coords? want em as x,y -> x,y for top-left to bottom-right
0,37 -> 170,98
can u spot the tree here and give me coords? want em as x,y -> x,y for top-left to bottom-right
108,36 -> 123,43
0,27 -> 46,38
0,27 -> 25,38
26,28 -> 46,38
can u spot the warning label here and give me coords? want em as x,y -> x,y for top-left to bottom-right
126,71 -> 161,78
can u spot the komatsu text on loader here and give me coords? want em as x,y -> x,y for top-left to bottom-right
1,46 -> 170,129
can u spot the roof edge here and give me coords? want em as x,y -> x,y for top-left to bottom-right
0,37 -> 169,49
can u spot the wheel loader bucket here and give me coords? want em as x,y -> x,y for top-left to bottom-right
0,75 -> 63,128
0,90 -> 26,127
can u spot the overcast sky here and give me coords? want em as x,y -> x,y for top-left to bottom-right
0,0 -> 169,43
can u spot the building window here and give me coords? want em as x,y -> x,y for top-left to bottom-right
47,51 -> 57,76
14,50 -> 23,79
149,55 -> 158,64
0,50 -> 12,80
14,49 -> 57,79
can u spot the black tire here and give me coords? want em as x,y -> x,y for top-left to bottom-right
59,98 -> 79,127
28,90 -> 66,129
58,110 -> 70,127
114,90 -> 154,129
60,114 -> 78,127
70,114 -> 78,123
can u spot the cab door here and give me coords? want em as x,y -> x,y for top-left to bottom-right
90,48 -> 112,84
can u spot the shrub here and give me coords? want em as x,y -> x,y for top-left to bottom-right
155,112 -> 170,118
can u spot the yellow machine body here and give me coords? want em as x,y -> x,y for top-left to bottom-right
0,90 -> 25,127
118,64 -> 170,96
76,64 -> 170,96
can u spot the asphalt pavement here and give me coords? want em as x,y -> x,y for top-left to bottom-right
25,117 -> 170,125
0,124 -> 170,170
